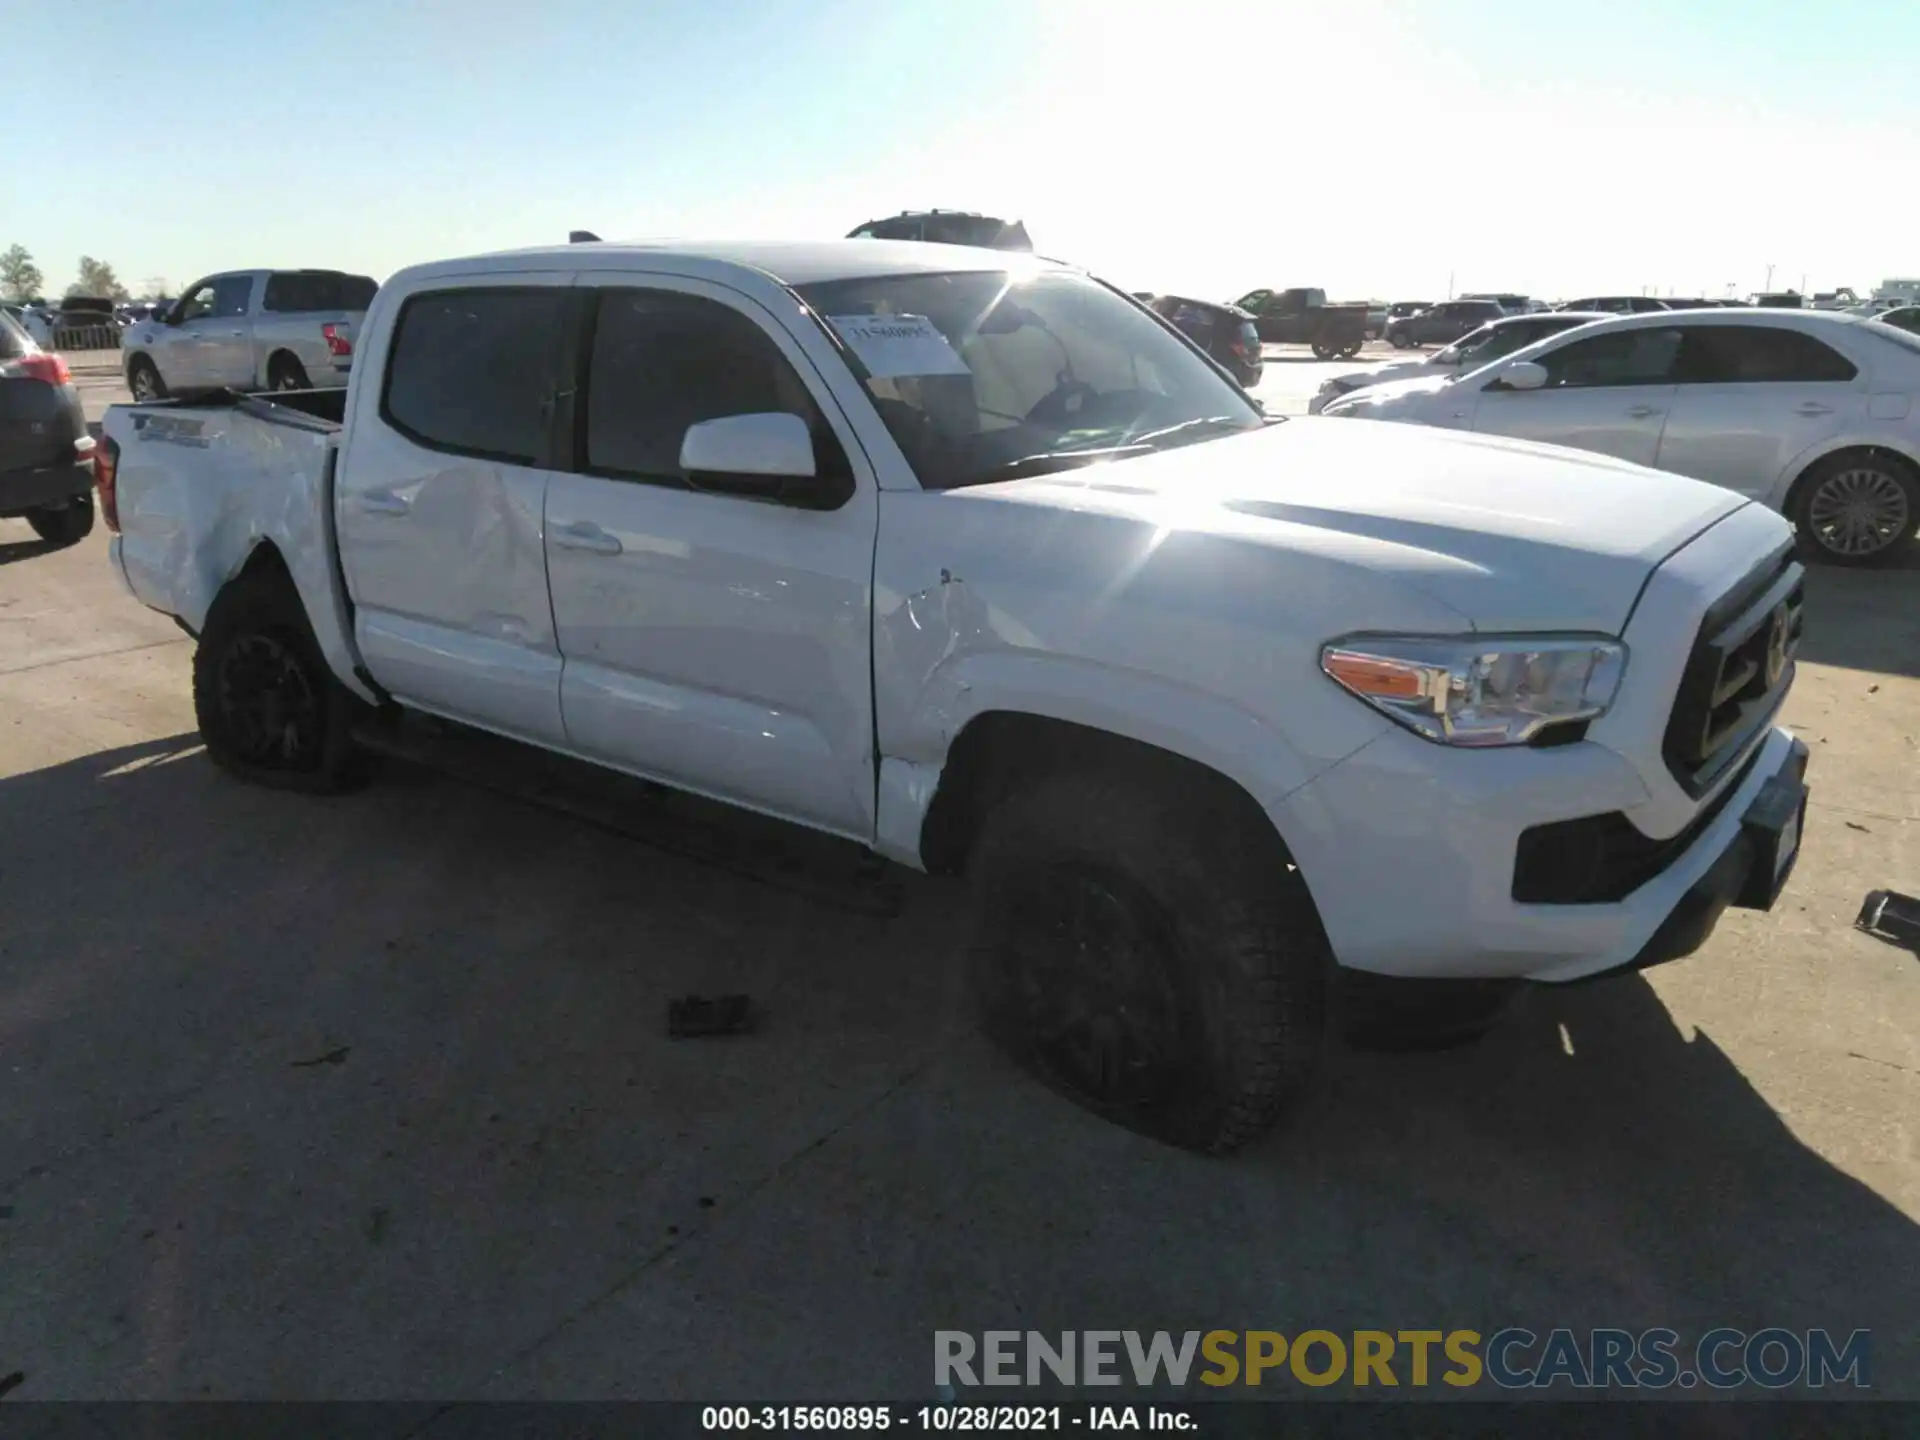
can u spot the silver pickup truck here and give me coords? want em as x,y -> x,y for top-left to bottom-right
121,268 -> 376,401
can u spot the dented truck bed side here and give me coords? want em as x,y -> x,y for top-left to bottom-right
105,395 -> 376,704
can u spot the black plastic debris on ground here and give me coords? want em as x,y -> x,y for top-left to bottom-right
289,1046 -> 351,1068
667,994 -> 755,1039
1855,890 -> 1920,953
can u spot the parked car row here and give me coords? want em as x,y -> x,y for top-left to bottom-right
2,297 -> 128,349
1319,307 -> 1920,565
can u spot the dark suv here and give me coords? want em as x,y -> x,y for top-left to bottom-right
1385,298 -> 1506,347
847,211 -> 1034,251
1146,295 -> 1263,386
0,309 -> 95,547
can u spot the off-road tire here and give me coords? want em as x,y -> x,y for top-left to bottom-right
127,354 -> 167,402
192,565 -> 370,793
267,353 -> 310,391
27,495 -> 95,547
967,769 -> 1331,1153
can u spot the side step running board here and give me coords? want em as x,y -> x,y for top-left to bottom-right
348,712 -> 903,918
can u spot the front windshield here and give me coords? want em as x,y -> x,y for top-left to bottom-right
796,269 -> 1263,490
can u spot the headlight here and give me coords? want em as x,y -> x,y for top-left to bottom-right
1320,634 -> 1625,747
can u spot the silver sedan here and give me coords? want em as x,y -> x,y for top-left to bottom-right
1321,309 -> 1920,565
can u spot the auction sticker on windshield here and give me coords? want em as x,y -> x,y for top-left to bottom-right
827,313 -> 972,378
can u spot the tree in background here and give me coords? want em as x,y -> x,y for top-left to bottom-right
1,244 -> 44,303
141,276 -> 171,301
67,256 -> 131,302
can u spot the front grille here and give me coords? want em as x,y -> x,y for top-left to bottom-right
1661,544 -> 1804,798
1513,744 -> 1764,904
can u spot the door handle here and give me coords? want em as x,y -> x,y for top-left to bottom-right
357,491 -> 410,517
554,521 -> 623,555
1626,404 -> 1663,418
1795,402 -> 1834,416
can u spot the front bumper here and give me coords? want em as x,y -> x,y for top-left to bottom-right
0,458 -> 94,517
1272,724 -> 1808,983
1580,737 -> 1808,982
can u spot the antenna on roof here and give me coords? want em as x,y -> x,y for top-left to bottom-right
569,230 -> 601,244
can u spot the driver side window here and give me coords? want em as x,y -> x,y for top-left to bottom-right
1537,327 -> 1683,388
177,279 -> 219,322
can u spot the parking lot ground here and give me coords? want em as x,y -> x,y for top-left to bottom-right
2,390 -> 1916,1404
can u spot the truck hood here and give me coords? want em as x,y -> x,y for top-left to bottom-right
993,416 -> 1749,633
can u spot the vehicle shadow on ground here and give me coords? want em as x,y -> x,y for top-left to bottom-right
1259,355 -> 1376,366
1796,553 -> 1920,680
0,735 -> 1912,1399
0,534 -> 60,567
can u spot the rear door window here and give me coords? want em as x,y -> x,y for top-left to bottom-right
263,272 -> 379,313
1675,326 -> 1859,383
381,288 -> 568,464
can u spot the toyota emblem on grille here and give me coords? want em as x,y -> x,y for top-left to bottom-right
1764,604 -> 1792,688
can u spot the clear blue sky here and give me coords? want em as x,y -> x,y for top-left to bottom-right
5,0 -> 1916,302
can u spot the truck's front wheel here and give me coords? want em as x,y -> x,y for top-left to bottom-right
127,355 -> 166,402
192,566 -> 368,793
967,770 -> 1330,1153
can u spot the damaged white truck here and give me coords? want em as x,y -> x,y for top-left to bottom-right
98,240 -> 1810,1152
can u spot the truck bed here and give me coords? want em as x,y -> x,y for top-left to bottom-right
104,387 -> 366,698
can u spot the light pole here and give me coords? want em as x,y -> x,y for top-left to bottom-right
1765,264 -> 1775,292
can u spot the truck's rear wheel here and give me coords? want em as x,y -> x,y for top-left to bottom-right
267,353 -> 310,391
967,770 -> 1330,1153
27,495 -> 95,547
192,565 -> 368,793
127,355 -> 166,402
1310,341 -> 1334,360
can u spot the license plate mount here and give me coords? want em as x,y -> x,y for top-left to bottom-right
1735,765 -> 1808,911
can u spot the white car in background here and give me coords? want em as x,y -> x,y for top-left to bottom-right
2,304 -> 54,347
1309,311 -> 1609,413
1323,309 -> 1920,565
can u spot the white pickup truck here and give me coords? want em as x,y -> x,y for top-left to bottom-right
120,268 -> 376,401
97,240 -> 1810,1152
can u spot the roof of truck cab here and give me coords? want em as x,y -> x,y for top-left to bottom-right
390,239 -> 1059,289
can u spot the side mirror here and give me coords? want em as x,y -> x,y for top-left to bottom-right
681,412 -> 840,508
1494,361 -> 1549,392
